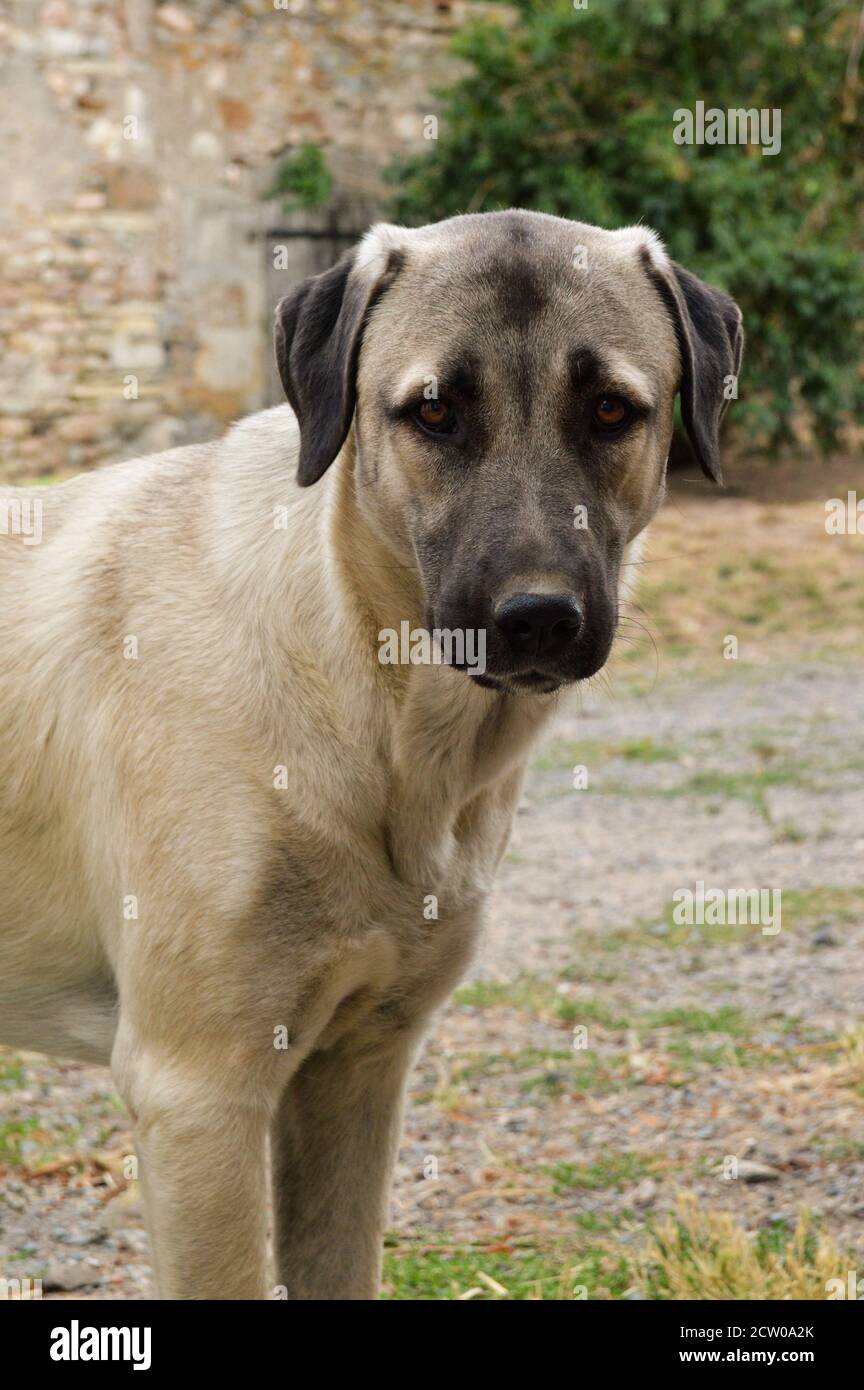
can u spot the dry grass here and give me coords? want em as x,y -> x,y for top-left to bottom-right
634,1194 -> 847,1301
614,456 -> 864,684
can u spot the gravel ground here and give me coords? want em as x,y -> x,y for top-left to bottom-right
2,651 -> 862,1299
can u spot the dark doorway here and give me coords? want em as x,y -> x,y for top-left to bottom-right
264,208 -> 361,407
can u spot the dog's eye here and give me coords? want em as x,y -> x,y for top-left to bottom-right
592,395 -> 631,432
414,399 -> 458,436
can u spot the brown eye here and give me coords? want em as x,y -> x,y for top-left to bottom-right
593,395 -> 630,431
415,399 -> 458,435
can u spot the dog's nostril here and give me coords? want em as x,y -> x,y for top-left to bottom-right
494,592 -> 583,657
550,614 -> 581,641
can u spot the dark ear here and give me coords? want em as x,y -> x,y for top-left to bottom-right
274,247 -> 403,487
643,252 -> 744,483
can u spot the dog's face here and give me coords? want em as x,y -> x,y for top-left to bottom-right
276,211 -> 742,694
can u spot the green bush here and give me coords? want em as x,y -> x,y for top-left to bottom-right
388,0 -> 864,452
266,143 -> 332,212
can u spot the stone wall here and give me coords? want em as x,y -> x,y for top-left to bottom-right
0,0 -> 492,480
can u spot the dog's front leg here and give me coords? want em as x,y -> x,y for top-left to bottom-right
114,1041 -> 272,1300
272,1031 -> 416,1300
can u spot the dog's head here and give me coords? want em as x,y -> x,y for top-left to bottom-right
275,210 -> 742,695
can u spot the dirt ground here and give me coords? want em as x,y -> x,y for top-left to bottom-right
2,453 -> 863,1299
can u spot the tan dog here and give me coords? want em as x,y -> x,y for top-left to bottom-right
0,211 -> 742,1299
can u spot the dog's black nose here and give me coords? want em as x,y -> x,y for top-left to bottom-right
494,592 -> 583,660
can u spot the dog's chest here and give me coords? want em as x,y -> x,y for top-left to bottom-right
313,872 -> 489,1054
259,691 -> 527,1046
263,792 -> 505,1048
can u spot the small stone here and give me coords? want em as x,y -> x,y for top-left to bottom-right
631,1177 -> 657,1207
44,1261 -> 96,1292
66,1231 -> 107,1248
156,4 -> 195,33
736,1159 -> 782,1183
812,928 -> 837,947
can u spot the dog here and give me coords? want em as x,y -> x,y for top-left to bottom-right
0,210 -> 742,1299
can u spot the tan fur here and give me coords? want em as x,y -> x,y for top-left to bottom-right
0,211 -> 733,1300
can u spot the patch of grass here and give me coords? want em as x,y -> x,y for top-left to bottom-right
0,1054 -> 25,1090
449,1047 -> 625,1100
583,912 -> 757,953
548,1151 -> 659,1193
518,1058 -> 614,1098
584,885 -> 864,954
0,1115 -> 84,1172
574,964 -> 619,984
456,974 -> 776,1056
672,765 -> 809,820
446,994 -> 787,1097
781,887 -> 864,930
557,995 -> 631,1029
382,1153 -> 864,1300
530,735 -> 679,776
666,1039 -> 786,1071
775,820 -> 807,843
635,1195 -> 848,1300
529,736 -> 606,774
0,1117 -> 40,1166
382,1236 -> 635,1300
614,737 -> 679,763
592,759 -> 819,822
643,1006 -> 751,1035
454,1046 -> 571,1079
454,977 -> 549,1012
811,1137 -> 864,1161
454,977 -> 627,1029
631,499 -> 864,667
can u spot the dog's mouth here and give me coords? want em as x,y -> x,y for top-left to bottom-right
470,669 -> 563,696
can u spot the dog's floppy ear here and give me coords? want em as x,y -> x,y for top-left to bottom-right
642,251 -> 744,484
274,237 -> 405,487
